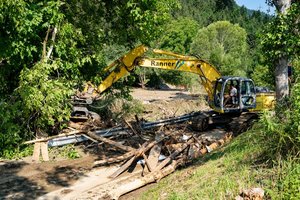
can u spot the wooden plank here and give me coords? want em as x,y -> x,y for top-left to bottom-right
109,156 -> 136,178
40,142 -> 49,161
147,144 -> 161,171
32,142 -> 41,162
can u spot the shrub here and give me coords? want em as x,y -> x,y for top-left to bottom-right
277,161 -> 300,199
92,92 -> 144,123
259,78 -> 300,160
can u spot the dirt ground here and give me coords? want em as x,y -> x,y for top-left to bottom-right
0,87 -> 208,200
131,87 -> 208,121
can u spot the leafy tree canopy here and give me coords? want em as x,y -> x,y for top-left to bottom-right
191,21 -> 249,76
261,3 -> 300,63
155,17 -> 199,54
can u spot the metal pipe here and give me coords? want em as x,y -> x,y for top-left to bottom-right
48,112 -> 203,147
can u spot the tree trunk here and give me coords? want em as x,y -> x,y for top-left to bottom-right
273,0 -> 292,14
275,56 -> 289,99
272,0 -> 292,99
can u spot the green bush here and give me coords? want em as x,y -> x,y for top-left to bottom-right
92,92 -> 144,123
259,78 -> 300,160
160,71 -> 200,90
0,102 -> 22,158
49,144 -> 81,160
277,161 -> 300,199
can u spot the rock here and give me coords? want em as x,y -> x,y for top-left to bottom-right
235,196 -> 244,200
236,187 -> 264,200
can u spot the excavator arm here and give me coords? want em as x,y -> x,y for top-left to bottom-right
137,57 -> 221,102
86,45 -> 221,103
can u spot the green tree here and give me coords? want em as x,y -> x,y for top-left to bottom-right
0,0 -> 179,157
191,21 -> 249,76
148,18 -> 200,88
262,1 -> 300,99
173,0 -> 272,79
156,17 -> 199,53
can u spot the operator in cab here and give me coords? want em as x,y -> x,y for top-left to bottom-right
224,84 -> 237,106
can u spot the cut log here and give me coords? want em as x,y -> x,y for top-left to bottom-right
152,137 -> 193,172
86,131 -> 135,152
106,158 -> 184,199
199,133 -> 232,155
106,136 -> 167,178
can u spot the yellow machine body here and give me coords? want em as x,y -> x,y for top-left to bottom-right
253,92 -> 276,111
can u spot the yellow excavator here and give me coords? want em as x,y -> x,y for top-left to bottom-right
71,45 -> 275,130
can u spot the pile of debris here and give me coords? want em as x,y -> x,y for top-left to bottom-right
26,112 -> 258,199
72,121 -> 231,199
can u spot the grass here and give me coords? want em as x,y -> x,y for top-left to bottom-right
141,125 -> 279,200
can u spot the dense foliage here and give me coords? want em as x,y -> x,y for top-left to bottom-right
261,78 -> 300,159
261,3 -> 300,62
0,0 -> 177,157
260,3 -> 300,84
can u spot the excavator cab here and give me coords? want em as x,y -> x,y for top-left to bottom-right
212,77 -> 256,113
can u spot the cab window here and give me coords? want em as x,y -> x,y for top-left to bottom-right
241,81 -> 255,106
214,81 -> 223,107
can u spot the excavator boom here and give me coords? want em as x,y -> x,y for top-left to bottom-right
92,45 -> 221,103
137,57 -> 221,101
